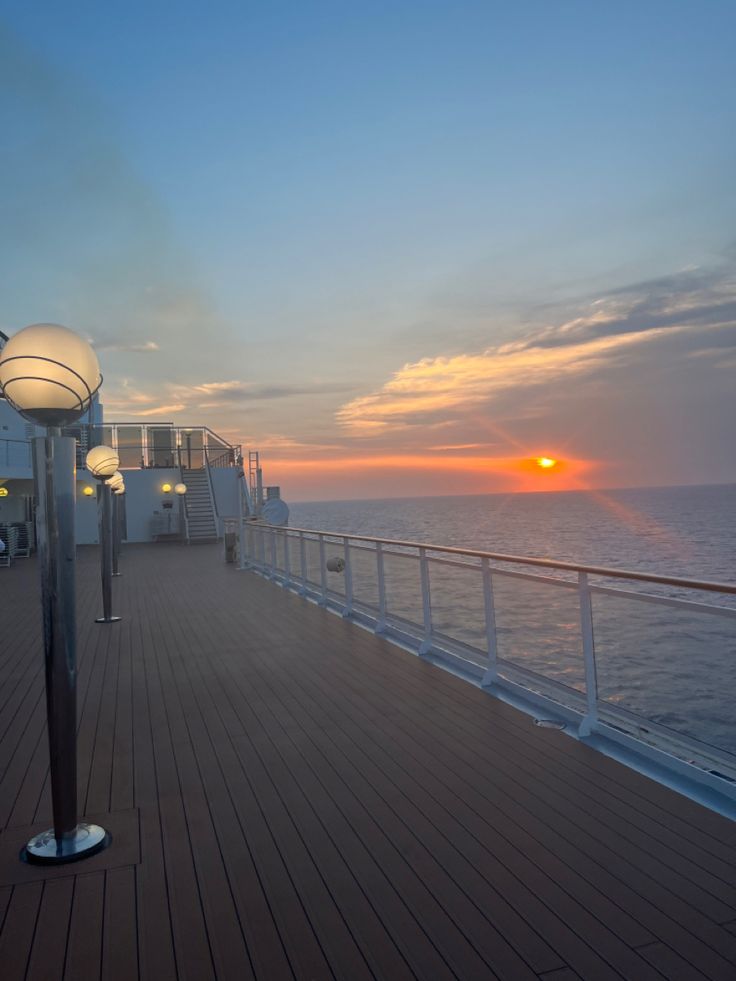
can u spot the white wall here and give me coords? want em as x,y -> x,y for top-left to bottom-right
118,468 -> 182,543
76,482 -> 100,544
210,467 -> 241,519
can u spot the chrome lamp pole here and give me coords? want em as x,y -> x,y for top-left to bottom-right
0,323 -> 109,864
112,482 -> 125,575
86,453 -> 122,623
174,481 -> 187,541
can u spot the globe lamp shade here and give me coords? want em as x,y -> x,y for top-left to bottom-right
86,445 -> 119,479
162,483 -> 172,493
114,484 -> 125,496
82,485 -> 95,497
174,482 -> 187,495
106,471 -> 124,492
0,323 -> 101,426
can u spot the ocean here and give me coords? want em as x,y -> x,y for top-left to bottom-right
289,484 -> 736,759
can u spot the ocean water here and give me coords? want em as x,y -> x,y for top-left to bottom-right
289,485 -> 736,758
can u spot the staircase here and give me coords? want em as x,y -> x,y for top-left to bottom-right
182,468 -> 218,543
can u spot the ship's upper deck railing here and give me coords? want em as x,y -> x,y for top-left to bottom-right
238,519 -> 736,804
80,423 -> 242,471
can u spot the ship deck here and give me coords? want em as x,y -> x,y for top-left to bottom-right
0,543 -> 735,980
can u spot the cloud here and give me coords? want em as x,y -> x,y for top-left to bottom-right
170,379 -> 355,406
91,339 -> 160,353
337,265 -> 736,436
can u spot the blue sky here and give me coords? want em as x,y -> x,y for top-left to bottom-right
2,1 -> 735,497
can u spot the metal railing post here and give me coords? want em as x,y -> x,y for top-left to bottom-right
318,535 -> 327,605
283,531 -> 291,587
578,571 -> 599,736
342,537 -> 353,617
480,557 -> 499,687
257,525 -> 265,570
419,547 -> 432,654
299,531 -> 307,594
270,528 -> 277,578
375,542 -> 387,633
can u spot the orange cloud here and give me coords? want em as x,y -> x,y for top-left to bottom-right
337,325 -> 677,435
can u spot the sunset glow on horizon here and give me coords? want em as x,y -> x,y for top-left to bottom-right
2,3 -> 734,501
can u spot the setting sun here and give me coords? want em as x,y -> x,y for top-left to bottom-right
536,457 -> 558,469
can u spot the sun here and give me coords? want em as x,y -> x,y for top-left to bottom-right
535,457 -> 558,469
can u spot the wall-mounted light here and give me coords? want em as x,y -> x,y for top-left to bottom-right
174,482 -> 187,495
0,487 -> 8,498
162,482 -> 172,493
82,485 -> 95,497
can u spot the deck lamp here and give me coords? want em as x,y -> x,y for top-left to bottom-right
162,482 -> 172,494
0,323 -> 108,865
174,482 -> 187,495
106,470 -> 124,493
86,450 -> 122,624
0,487 -> 8,497
82,485 -> 95,497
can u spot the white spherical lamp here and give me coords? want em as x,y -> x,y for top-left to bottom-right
174,482 -> 187,495
86,445 -> 119,479
0,323 -> 101,426
106,471 -> 124,492
113,483 -> 125,496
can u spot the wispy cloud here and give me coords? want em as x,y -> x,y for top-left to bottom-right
91,339 -> 160,353
337,266 -> 736,436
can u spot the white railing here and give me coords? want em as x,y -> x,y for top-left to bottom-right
239,520 -> 736,799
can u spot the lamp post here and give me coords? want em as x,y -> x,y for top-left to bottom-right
174,482 -> 187,541
184,429 -> 192,470
87,451 -> 121,623
0,322 -> 109,863
112,481 -> 125,576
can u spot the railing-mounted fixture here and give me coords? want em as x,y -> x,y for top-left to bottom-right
239,520 -> 736,806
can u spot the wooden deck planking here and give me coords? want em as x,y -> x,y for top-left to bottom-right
0,543 -> 733,979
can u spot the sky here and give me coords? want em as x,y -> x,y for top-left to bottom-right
1,1 -> 735,500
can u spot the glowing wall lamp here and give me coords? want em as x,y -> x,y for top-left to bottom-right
82,485 -> 95,497
86,451 -> 121,624
0,487 -> 8,498
162,482 -> 172,494
0,323 -> 109,864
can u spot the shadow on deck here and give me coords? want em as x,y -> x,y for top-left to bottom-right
0,543 -> 735,980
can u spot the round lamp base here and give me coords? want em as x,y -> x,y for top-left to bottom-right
95,616 -> 122,623
24,823 -> 110,865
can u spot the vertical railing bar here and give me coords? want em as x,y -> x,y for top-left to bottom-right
283,530 -> 291,587
480,557 -> 499,687
419,547 -> 432,654
319,535 -> 327,605
270,528 -> 277,579
376,542 -> 387,633
578,570 -> 599,736
342,537 -> 353,617
299,530 -> 307,595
